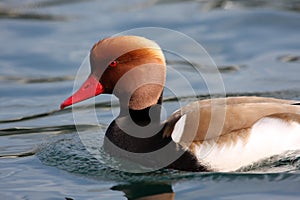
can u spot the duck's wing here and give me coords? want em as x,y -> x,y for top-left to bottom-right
163,96 -> 300,144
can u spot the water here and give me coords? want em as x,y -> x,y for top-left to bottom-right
1,0 -> 300,199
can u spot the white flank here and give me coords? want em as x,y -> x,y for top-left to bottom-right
171,114 -> 187,143
193,117 -> 300,172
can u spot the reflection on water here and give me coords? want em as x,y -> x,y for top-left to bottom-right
112,183 -> 174,200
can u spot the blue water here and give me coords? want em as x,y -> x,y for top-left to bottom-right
1,0 -> 300,199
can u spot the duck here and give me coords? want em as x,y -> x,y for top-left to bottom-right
60,35 -> 300,172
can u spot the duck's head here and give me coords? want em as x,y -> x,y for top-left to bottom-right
60,36 -> 166,110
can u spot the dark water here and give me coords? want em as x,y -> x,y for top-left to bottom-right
1,0 -> 300,199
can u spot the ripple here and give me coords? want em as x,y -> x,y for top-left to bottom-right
0,75 -> 74,84
238,151 -> 300,173
167,60 -> 243,73
0,0 -> 76,21
0,124 -> 99,136
278,55 -> 300,63
37,131 -> 300,183
0,150 -> 36,158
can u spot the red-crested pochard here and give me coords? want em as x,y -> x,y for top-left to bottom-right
61,36 -> 300,172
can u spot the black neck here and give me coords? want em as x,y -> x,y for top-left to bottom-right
119,94 -> 163,126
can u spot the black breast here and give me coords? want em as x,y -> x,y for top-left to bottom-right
103,118 -> 208,172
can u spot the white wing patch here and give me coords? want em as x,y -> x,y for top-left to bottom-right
193,117 -> 300,172
171,114 -> 187,143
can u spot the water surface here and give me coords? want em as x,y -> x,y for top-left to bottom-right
1,0 -> 300,199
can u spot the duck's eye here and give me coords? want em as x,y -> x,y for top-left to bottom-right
109,60 -> 118,68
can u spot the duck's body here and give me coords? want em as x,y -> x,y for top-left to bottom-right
61,36 -> 300,172
168,97 -> 300,171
